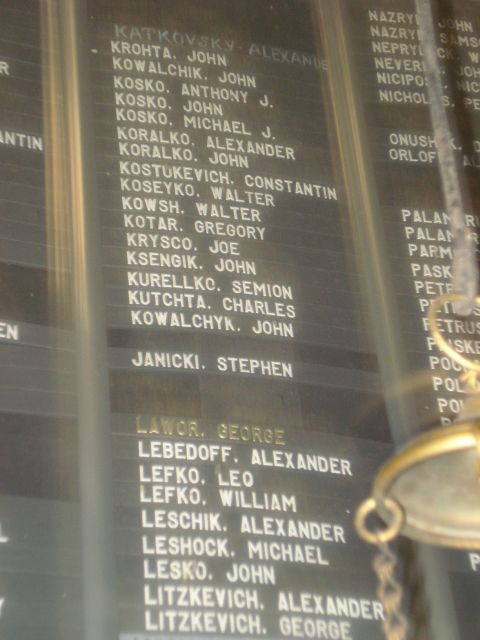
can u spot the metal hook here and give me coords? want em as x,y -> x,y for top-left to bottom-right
355,496 -> 405,545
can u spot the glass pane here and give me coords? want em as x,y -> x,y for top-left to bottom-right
0,1 -> 479,639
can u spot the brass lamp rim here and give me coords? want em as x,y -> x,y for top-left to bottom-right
371,421 -> 480,549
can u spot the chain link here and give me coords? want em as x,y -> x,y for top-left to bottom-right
372,541 -> 409,640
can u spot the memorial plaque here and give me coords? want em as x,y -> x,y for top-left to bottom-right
87,0 -> 393,638
0,0 -> 479,638
0,2 -> 81,638
345,0 -> 480,634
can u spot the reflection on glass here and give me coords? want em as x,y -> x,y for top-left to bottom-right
0,2 -> 478,640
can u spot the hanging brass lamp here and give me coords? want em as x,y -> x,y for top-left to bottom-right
356,292 -> 480,549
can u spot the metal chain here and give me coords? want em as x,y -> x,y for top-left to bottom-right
372,541 -> 409,640
416,0 -> 478,315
